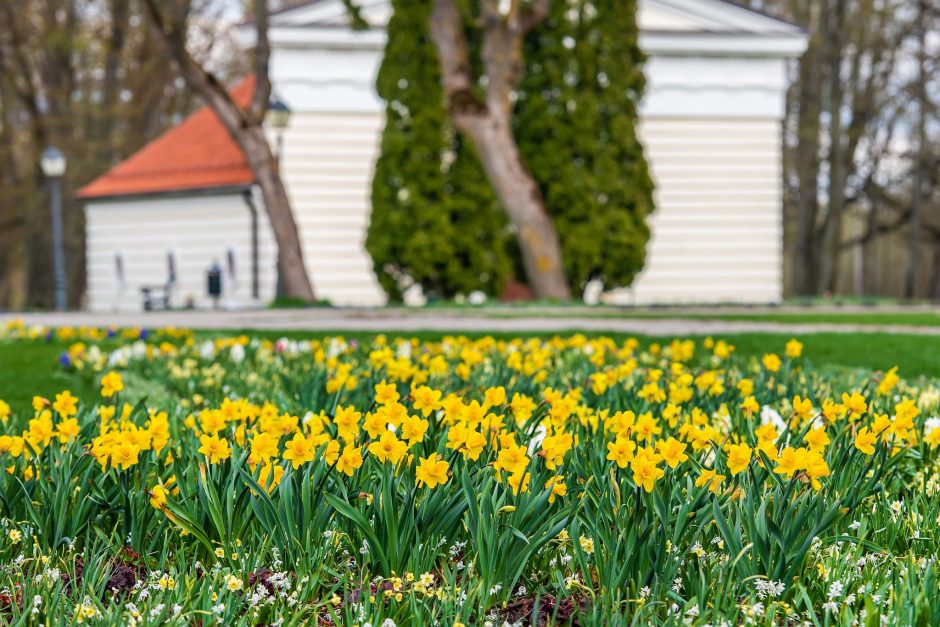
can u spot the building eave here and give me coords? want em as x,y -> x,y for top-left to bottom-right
255,25 -> 806,59
80,184 -> 254,204
640,31 -> 808,57
243,25 -> 386,50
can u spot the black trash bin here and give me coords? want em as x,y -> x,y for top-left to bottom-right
207,262 -> 222,308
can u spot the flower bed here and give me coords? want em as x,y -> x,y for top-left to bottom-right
0,323 -> 939,625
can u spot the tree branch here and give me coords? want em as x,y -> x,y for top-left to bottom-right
520,0 -> 551,32
247,0 -> 272,123
840,207 -> 910,249
341,0 -> 370,30
430,0 -> 486,127
842,177 -> 940,249
141,0 -> 248,132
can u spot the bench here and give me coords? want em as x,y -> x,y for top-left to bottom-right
140,285 -> 172,311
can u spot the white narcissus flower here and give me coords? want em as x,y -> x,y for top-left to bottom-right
760,405 -> 787,434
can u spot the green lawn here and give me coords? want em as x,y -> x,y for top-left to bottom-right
690,311 -> 939,326
0,341 -> 102,414
220,329 -> 938,377
403,296 -> 940,326
2,330 -> 937,415
479,309 -> 940,326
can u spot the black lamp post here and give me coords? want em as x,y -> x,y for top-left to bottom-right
40,146 -> 67,311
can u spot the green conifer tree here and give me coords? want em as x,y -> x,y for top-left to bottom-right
366,0 -> 513,300
368,0 -> 653,299
515,0 -> 654,292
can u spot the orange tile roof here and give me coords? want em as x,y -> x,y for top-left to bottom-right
78,76 -> 256,199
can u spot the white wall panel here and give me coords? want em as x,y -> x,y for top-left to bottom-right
85,193 -> 277,312
606,117 -> 783,304
277,111 -> 386,305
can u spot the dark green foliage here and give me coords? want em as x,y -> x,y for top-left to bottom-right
366,0 -> 513,300
515,0 -> 654,290
367,0 -> 654,299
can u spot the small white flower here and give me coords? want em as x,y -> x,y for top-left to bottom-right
760,406 -> 787,434
229,344 -> 245,363
828,580 -> 844,600
754,578 -> 785,600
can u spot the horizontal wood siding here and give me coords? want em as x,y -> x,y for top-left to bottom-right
278,112 -> 387,305
279,113 -> 782,306
85,194 -> 278,312
85,116 -> 783,310
608,117 -> 783,304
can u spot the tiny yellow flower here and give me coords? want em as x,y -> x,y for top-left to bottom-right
100,371 -> 124,398
785,339 -> 803,359
52,390 -> 78,417
762,354 -> 781,373
579,535 -> 594,555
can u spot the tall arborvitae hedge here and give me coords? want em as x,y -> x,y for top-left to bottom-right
516,0 -> 654,291
367,0 -> 654,299
366,0 -> 512,300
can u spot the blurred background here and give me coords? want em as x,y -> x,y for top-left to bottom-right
0,0 -> 937,312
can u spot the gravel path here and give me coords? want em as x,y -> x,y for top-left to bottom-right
2,309 -> 938,336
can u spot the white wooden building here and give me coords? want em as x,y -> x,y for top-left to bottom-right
79,0 -> 806,311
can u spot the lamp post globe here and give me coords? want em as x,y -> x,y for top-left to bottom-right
266,94 -> 291,130
40,146 -> 67,178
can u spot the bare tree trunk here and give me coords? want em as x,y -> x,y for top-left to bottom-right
860,204 -> 878,296
240,126 -> 315,301
429,0 -> 571,300
97,0 -> 128,164
818,0 -> 847,295
142,0 -> 316,302
0,229 -> 30,310
0,71 -> 29,310
463,114 -> 570,300
904,0 -> 927,299
929,243 -> 940,303
791,2 -> 822,296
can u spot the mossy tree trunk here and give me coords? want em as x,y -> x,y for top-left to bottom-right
429,0 -> 571,301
